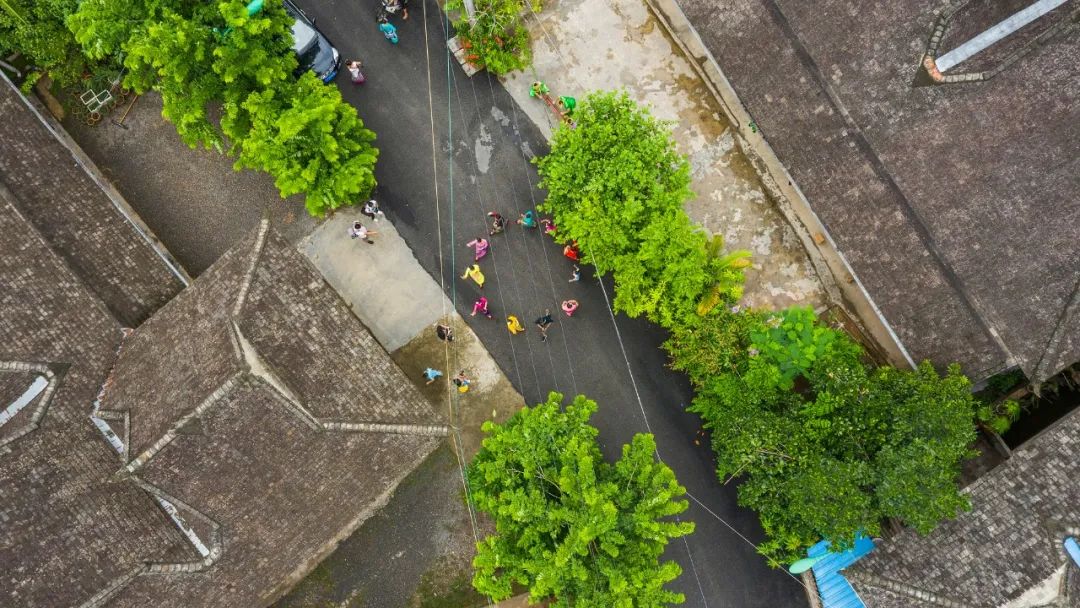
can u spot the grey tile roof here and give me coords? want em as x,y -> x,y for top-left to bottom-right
95,220 -> 447,606
2,73 -> 447,605
674,0 -> 1080,382
0,191 -> 186,608
0,73 -> 185,327
847,408 -> 1080,607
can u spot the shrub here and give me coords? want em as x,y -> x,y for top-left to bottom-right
444,0 -> 540,75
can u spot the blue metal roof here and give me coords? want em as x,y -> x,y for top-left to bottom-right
807,535 -> 875,608
1066,537 -> 1080,568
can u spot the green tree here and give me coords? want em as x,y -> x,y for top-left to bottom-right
680,308 -> 977,564
236,72 -> 379,216
69,0 -> 379,214
536,91 -> 748,327
0,0 -> 86,86
468,392 -> 694,607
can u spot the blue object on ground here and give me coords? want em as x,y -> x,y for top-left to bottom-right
806,534 -> 875,608
1065,537 -> 1080,568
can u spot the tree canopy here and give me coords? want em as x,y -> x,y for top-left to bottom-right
536,91 -> 749,328
65,0 -> 378,215
0,0 -> 86,86
667,307 -> 977,564
468,392 -> 694,607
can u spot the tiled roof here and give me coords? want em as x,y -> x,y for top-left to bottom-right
847,408 -> 1080,607
0,190 -> 186,608
0,73 -> 186,327
94,221 -> 448,606
673,0 -> 1080,382
2,75 -> 446,606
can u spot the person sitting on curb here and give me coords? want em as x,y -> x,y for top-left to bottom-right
557,95 -> 576,117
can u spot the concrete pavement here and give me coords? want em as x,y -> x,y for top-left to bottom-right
300,210 -> 448,352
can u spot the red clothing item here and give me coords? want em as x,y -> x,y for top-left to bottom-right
563,244 -> 580,262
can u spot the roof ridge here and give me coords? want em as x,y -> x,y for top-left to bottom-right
0,361 -> 63,450
128,476 -> 224,572
231,217 -> 272,318
846,571 -> 973,607
234,323 -> 450,437
757,0 -> 1014,371
1031,274 -> 1080,383
1,71 -> 189,288
122,372 -> 246,474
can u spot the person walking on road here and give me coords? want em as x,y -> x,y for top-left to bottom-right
506,314 -> 525,335
517,210 -> 537,229
422,367 -> 443,384
349,221 -> 376,244
535,309 -> 554,342
346,60 -> 365,84
381,0 -> 409,19
488,211 -> 506,235
466,237 -> 489,261
540,218 -> 556,237
569,265 -> 581,282
461,264 -> 485,288
563,242 -> 580,262
361,199 -> 383,221
561,299 -> 579,317
471,296 -> 494,319
378,16 -> 399,43
435,323 -> 454,342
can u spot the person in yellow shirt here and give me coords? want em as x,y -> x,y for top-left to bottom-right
506,315 -> 525,335
460,264 -> 485,288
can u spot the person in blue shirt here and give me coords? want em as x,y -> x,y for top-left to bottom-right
517,210 -> 537,229
378,16 -> 399,44
422,368 -> 443,385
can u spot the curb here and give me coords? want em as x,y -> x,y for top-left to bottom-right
643,0 -> 915,370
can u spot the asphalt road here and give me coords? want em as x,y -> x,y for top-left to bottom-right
294,1 -> 806,605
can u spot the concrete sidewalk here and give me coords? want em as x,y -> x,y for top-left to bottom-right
299,209 -> 527,455
282,207 -> 525,607
502,0 -> 831,311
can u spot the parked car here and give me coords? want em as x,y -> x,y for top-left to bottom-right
283,0 -> 340,82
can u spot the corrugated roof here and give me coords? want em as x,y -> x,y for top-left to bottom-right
809,535 -> 875,608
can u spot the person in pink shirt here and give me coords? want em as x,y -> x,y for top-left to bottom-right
561,299 -> 579,317
471,296 -> 494,319
466,237 -> 490,261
